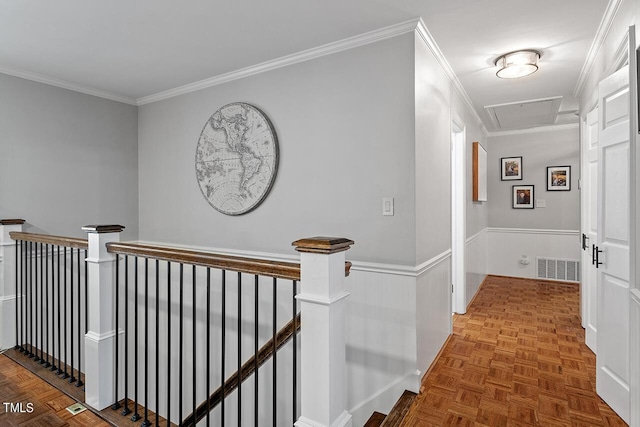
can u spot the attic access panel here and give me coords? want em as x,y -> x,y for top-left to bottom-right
484,96 -> 562,130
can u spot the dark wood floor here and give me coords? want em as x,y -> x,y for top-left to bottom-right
400,275 -> 628,427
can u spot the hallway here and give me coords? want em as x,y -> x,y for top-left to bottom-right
400,275 -> 627,426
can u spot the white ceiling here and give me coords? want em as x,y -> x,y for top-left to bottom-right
0,0 -> 611,133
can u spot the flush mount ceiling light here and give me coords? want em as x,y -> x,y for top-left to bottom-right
495,50 -> 540,79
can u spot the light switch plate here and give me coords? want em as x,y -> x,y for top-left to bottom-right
383,197 -> 394,216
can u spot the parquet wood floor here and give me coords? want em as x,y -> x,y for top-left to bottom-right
0,352 -> 110,426
400,275 -> 628,427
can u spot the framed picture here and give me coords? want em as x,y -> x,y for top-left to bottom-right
501,156 -> 522,180
513,185 -> 534,209
547,166 -> 571,191
472,142 -> 487,202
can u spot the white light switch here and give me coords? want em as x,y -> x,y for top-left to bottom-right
537,199 -> 546,208
383,198 -> 394,216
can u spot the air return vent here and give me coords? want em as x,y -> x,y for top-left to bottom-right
536,257 -> 580,282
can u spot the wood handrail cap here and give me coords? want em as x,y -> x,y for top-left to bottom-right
292,237 -> 354,254
82,225 -> 125,234
0,219 -> 25,225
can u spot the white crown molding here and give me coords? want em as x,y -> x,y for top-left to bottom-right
606,29 -> 630,75
486,122 -> 579,137
0,66 -> 137,106
414,19 -> 488,137
487,227 -> 580,236
137,18 -> 420,106
574,0 -> 623,98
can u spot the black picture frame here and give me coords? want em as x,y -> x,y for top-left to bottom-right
501,156 -> 523,181
547,166 -> 571,191
512,185 -> 534,209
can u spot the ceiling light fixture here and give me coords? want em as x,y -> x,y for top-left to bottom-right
495,50 -> 540,79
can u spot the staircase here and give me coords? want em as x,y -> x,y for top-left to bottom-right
364,390 -> 417,427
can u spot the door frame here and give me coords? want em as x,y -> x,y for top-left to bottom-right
451,115 -> 466,314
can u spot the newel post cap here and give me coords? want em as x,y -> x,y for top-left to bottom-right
0,219 -> 25,225
82,225 -> 125,234
292,237 -> 354,254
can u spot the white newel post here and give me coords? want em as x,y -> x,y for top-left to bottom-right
0,219 -> 25,351
293,237 -> 355,427
82,224 -> 124,410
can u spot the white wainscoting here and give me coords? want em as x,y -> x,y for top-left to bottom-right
347,250 -> 451,426
134,242 -> 454,427
465,228 -> 488,308
487,228 -> 581,280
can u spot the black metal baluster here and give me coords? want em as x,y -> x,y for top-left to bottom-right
35,242 -> 41,363
293,279 -> 298,423
273,277 -> 277,426
122,255 -> 132,416
238,272 -> 242,426
155,259 -> 159,427
132,257 -> 141,422
62,246 -> 69,379
14,240 -> 19,351
192,265 -> 196,426
254,275 -> 259,427
77,248 -> 83,386
179,263 -> 184,427
21,240 -> 26,354
142,258 -> 150,427
44,244 -> 51,368
85,249 -> 88,334
221,269 -> 226,426
112,255 -> 121,409
69,247 -> 76,383
206,267 -> 211,427
167,262 -> 171,427
56,246 -> 62,374
29,241 -> 34,358
39,242 -> 44,364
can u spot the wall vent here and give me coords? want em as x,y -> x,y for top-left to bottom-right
536,257 -> 580,282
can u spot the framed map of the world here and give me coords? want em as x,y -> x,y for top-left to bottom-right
195,103 -> 279,215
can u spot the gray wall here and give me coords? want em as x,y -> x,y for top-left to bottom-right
138,34 -> 417,265
487,127 -> 580,230
0,74 -> 139,239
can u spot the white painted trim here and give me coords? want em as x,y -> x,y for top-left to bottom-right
0,67 -> 137,105
416,250 -> 452,276
606,31 -> 631,76
137,240 -> 451,278
295,411 -> 352,427
85,329 -> 119,342
465,227 -> 488,245
415,19 -> 488,136
486,122 -> 579,137
632,289 -> 640,304
296,290 -> 350,306
0,294 -> 17,303
137,18 -> 419,105
348,370 -> 420,415
574,0 -> 624,97
487,227 -> 580,236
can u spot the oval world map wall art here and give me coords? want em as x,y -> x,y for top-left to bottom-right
195,103 -> 279,215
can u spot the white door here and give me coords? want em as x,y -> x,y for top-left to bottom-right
596,64 -> 630,423
581,107 -> 598,352
628,26 -> 639,427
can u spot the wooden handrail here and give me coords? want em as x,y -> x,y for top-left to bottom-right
9,231 -> 88,250
182,314 -> 301,426
106,242 -> 353,280
106,242 -> 302,280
